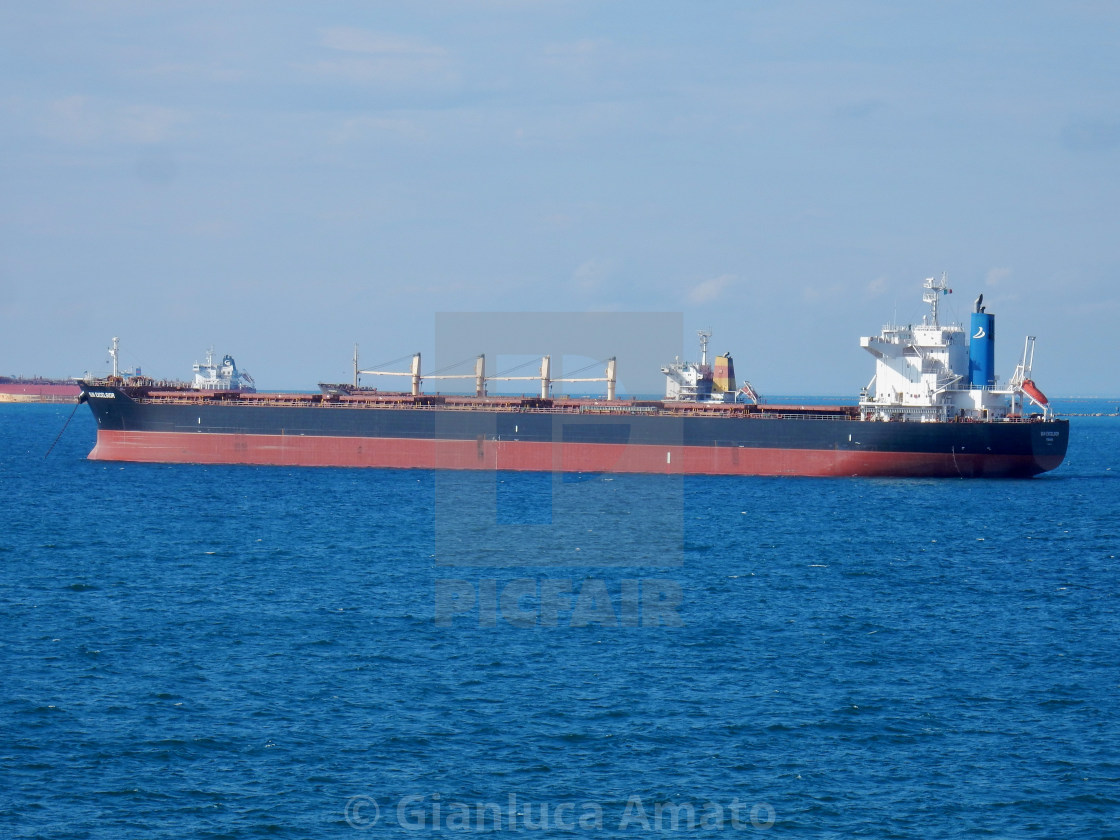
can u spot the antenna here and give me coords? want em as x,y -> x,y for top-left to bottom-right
922,273 -> 952,326
108,337 -> 120,378
697,329 -> 712,367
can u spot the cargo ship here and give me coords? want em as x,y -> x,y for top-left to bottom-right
78,278 -> 1068,477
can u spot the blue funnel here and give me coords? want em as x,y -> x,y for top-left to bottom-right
969,312 -> 995,388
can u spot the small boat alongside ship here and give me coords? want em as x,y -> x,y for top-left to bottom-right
77,278 -> 1068,477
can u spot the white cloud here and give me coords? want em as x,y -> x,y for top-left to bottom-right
543,38 -> 610,64
120,105 -> 189,144
689,274 -> 733,304
39,96 -> 188,145
330,116 -> 428,145
308,28 -> 456,89
145,61 -> 245,83
39,96 -> 105,144
986,267 -> 1012,286
572,258 -> 616,293
865,276 -> 888,296
801,283 -> 845,303
321,27 -> 446,57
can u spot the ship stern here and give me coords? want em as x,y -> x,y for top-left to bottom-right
1029,419 -> 1069,475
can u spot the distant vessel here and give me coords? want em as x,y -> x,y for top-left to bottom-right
1,337 -> 139,403
0,376 -> 79,403
78,278 -> 1068,477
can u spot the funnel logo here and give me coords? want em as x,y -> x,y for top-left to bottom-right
972,327 -> 987,339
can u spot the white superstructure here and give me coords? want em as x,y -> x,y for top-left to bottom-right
662,330 -> 718,401
661,330 -> 761,403
858,276 -> 1051,422
193,348 -> 255,391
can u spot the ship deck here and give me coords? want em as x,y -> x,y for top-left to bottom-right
120,389 -> 1054,424
126,387 -> 862,420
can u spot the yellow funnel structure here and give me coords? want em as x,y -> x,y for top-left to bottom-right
712,353 -> 736,393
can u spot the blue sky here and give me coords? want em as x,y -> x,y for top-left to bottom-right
2,1 -> 1118,395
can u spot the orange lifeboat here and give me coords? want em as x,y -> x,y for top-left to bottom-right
1021,379 -> 1049,406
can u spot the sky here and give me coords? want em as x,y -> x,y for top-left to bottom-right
2,1 -> 1118,395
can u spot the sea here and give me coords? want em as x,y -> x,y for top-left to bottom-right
1,400 -> 1117,839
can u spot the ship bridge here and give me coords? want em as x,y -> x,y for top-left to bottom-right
858,275 -> 1051,422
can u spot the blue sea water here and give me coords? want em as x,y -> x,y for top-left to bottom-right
1,402 -> 1118,838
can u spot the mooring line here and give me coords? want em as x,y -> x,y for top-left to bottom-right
44,398 -> 83,459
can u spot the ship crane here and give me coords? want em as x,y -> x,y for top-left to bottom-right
354,349 -> 617,399
354,350 -> 426,395
488,356 -> 618,400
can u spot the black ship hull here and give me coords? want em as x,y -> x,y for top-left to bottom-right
80,385 -> 1068,478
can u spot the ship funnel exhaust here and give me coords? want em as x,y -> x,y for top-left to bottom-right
713,353 -> 736,393
969,311 -> 996,388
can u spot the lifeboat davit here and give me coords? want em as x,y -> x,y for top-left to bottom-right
1021,379 -> 1049,406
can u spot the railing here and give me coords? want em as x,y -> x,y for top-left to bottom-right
128,393 -> 863,421
125,393 -> 1057,423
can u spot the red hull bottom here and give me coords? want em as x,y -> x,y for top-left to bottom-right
89,431 -> 1055,478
